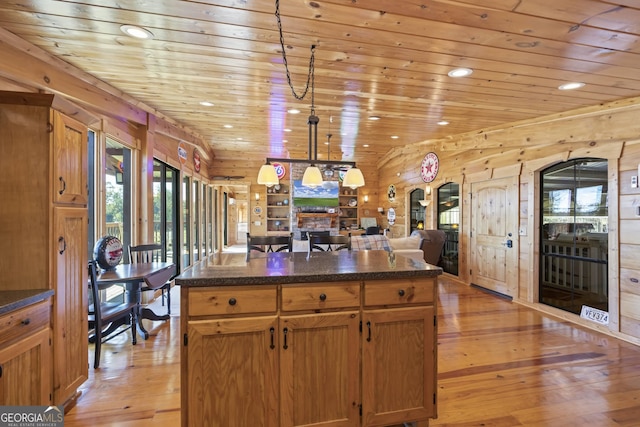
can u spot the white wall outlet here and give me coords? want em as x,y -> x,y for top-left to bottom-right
632,175 -> 638,188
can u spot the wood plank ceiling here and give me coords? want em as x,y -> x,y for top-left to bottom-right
0,0 -> 639,169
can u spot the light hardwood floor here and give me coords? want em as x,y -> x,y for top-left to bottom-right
65,277 -> 640,426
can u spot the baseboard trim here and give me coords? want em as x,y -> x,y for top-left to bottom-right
470,283 -> 513,301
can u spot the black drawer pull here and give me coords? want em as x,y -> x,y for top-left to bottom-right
398,289 -> 405,297
319,293 -> 327,301
228,297 -> 237,306
21,318 -> 31,326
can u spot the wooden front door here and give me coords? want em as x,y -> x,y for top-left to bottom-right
470,176 -> 519,297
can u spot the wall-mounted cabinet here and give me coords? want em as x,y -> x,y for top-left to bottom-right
266,184 -> 291,233
339,190 -> 359,231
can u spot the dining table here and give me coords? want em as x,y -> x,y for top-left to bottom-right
96,262 -> 176,339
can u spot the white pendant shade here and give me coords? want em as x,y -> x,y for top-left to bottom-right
257,164 -> 279,187
302,165 -> 323,187
342,167 -> 365,189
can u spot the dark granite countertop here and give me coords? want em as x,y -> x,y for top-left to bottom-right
0,289 -> 54,316
176,250 -> 442,287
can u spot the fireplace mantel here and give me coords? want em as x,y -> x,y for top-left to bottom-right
296,212 -> 339,228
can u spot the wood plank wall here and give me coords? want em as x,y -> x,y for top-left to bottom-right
378,99 -> 640,346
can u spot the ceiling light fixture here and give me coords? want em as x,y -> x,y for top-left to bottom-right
447,67 -> 473,78
558,82 -> 585,91
120,25 -> 154,40
437,120 -> 449,126
260,1 -> 365,190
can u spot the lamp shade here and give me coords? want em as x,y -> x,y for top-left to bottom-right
342,167 -> 365,189
302,165 -> 323,187
257,163 -> 279,187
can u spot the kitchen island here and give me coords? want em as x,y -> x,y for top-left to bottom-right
177,250 -> 441,427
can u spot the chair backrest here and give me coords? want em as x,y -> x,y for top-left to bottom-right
246,233 -> 293,254
307,232 -> 351,251
365,226 -> 381,235
87,259 -> 102,323
410,230 -> 446,265
128,243 -> 163,264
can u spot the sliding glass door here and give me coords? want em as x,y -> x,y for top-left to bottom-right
153,160 -> 179,269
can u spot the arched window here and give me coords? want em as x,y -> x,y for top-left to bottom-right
409,188 -> 425,233
437,183 -> 459,275
540,158 -> 608,315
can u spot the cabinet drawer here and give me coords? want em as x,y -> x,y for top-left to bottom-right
282,282 -> 360,311
0,300 -> 50,347
364,278 -> 435,307
188,287 -> 277,317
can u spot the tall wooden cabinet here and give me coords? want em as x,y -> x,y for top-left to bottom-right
0,91 -> 91,408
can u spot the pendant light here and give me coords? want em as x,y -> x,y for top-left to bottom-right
342,167 -> 365,189
258,1 -> 365,190
257,162 -> 279,187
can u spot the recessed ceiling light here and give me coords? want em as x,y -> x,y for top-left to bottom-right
199,101 -> 214,107
437,120 -> 449,126
558,82 -> 585,90
447,68 -> 473,78
391,135 -> 399,139
363,144 -> 370,148
288,108 -> 300,114
223,124 -> 233,128
120,25 -> 154,39
284,128 -> 292,132
368,116 -> 381,121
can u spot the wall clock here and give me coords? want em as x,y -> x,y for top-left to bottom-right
420,152 -> 439,183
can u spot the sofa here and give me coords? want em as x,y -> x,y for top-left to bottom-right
351,234 -> 424,262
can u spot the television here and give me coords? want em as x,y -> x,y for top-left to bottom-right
292,180 -> 339,207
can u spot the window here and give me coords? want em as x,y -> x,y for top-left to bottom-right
105,138 -> 132,261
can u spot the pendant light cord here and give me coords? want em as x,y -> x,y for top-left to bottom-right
275,0 -> 316,113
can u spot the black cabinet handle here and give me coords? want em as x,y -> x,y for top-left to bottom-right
283,327 -> 288,350
366,321 -> 371,342
269,327 -> 275,350
21,318 -> 31,326
319,293 -> 327,301
398,289 -> 405,297
58,176 -> 66,195
228,297 -> 237,306
58,236 -> 66,255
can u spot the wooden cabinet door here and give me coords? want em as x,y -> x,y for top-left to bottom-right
52,111 -> 87,206
52,206 -> 88,404
0,328 -> 51,405
280,311 -> 360,427
362,306 -> 436,427
186,316 -> 279,427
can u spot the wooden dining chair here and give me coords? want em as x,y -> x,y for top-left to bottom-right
246,233 -> 293,258
127,243 -> 172,315
88,259 -> 137,369
307,232 -> 351,252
